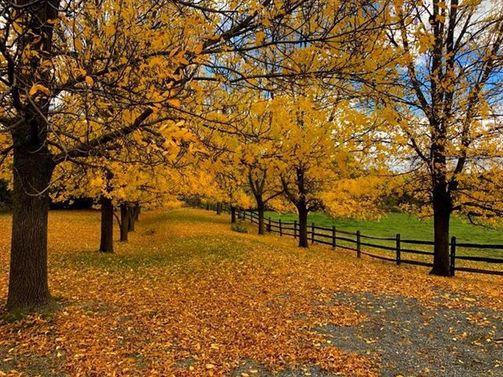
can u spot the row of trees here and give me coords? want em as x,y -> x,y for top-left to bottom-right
198,0 -> 503,271
203,92 -> 389,248
0,0 -> 502,311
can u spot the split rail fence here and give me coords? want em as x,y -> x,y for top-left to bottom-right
225,208 -> 503,277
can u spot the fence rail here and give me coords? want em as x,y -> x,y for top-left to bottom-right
229,208 -> 503,277
200,204 -> 503,277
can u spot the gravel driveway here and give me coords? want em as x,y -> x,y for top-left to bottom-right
229,291 -> 502,377
314,291 -> 503,377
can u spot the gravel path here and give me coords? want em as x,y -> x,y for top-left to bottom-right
314,291 -> 503,377
228,291 -> 502,377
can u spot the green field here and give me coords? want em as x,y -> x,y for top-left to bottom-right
259,211 -> 503,266
264,211 -> 503,244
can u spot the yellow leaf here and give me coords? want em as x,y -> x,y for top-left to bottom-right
193,43 -> 204,55
13,22 -> 23,34
104,23 -> 115,36
85,76 -> 94,86
29,84 -> 50,96
255,31 -> 266,46
74,38 -> 83,51
167,98 -> 181,108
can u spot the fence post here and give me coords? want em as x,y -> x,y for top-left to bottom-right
356,230 -> 361,258
332,226 -> 336,249
396,233 -> 401,265
267,217 -> 271,232
279,219 -> 282,236
311,223 -> 315,244
294,220 -> 297,239
450,236 -> 456,276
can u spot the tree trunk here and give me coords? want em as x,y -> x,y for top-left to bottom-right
431,188 -> 452,276
120,203 -> 129,242
7,148 -> 54,310
134,203 -> 140,222
99,197 -> 114,253
257,201 -> 265,235
230,207 -> 236,223
297,203 -> 309,248
6,0 -> 60,311
127,205 -> 135,232
216,203 -> 222,215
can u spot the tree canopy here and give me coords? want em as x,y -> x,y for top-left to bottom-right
0,0 -> 502,310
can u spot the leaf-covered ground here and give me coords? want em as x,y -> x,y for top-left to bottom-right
0,209 -> 501,376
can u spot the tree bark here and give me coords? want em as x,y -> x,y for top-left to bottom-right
230,207 -> 236,223
431,187 -> 452,276
280,167 -> 310,248
257,201 -> 265,235
133,203 -> 140,222
6,0 -> 60,311
99,197 -> 114,253
127,205 -> 135,232
120,203 -> 129,242
7,147 -> 54,310
297,203 -> 309,248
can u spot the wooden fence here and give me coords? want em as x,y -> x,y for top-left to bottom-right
229,208 -> 503,277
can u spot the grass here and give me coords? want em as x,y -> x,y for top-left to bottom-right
264,211 -> 503,244
0,209 -> 502,376
260,209 -> 503,272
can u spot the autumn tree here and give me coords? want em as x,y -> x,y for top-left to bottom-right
239,107 -> 285,234
380,0 -> 503,275
201,91 -> 284,234
267,94 -> 338,247
244,153 -> 284,234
